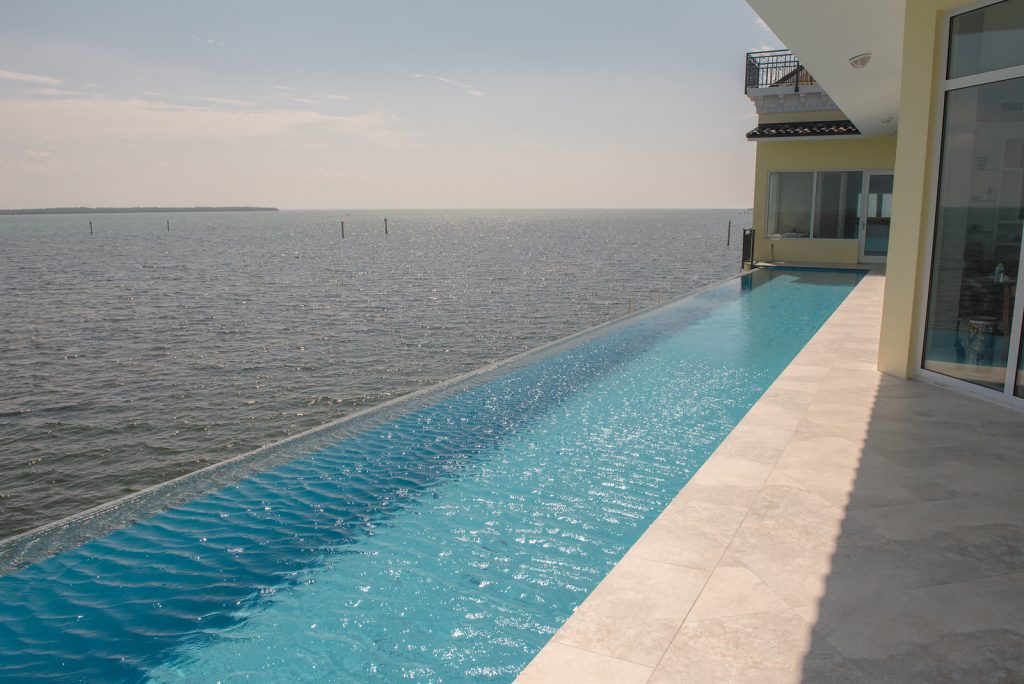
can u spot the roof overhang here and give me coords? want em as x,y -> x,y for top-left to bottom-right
747,119 -> 862,140
746,0 -> 905,137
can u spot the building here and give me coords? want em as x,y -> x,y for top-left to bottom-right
747,0 -> 1024,407
744,51 -> 897,267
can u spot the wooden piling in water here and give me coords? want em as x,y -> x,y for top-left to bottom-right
89,221 -> 93,235
167,219 -> 170,232
727,219 -> 732,246
341,220 -> 345,239
384,218 -> 388,235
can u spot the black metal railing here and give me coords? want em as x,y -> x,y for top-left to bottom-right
745,50 -> 816,93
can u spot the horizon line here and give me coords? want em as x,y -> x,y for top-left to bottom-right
1,205 -> 754,214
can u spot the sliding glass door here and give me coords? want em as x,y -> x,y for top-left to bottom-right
921,0 -> 1024,400
860,172 -> 894,263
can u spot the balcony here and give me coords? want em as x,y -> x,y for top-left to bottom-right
745,49 -> 817,93
744,49 -> 839,116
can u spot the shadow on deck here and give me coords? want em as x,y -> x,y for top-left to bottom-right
800,374 -> 1024,681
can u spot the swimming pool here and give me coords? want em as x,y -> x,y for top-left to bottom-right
0,267 -> 863,682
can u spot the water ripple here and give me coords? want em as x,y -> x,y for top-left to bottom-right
0,209 -> 746,538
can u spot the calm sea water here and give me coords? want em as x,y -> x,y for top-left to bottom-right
0,209 -> 746,539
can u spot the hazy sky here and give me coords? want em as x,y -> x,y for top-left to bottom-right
0,1 -> 778,209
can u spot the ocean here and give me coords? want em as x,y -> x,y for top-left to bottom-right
0,208 -> 746,539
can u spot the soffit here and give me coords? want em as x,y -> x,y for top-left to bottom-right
746,0 -> 905,137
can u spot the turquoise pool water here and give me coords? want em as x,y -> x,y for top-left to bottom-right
0,268 -> 862,682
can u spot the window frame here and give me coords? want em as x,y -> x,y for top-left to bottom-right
765,169 -> 887,241
915,0 -> 1024,407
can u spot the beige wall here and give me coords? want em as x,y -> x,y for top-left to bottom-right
751,137 -> 898,264
877,0 -> 971,377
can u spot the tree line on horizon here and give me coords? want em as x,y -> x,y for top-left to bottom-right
0,206 -> 279,215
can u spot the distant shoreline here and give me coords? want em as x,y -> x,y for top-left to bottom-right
0,206 -> 279,216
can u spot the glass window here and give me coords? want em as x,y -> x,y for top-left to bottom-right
864,174 -> 894,258
768,171 -> 862,239
841,171 -> 863,240
922,76 -> 1024,390
814,172 -> 843,239
768,172 -> 813,238
948,0 -> 1024,79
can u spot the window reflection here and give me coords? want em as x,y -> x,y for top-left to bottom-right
767,172 -> 813,238
923,77 -> 1024,390
767,171 -> 862,239
864,174 -> 893,258
948,0 -> 1024,79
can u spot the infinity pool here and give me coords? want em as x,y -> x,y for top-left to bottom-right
0,268 -> 862,682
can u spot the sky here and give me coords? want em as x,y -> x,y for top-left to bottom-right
0,1 -> 779,210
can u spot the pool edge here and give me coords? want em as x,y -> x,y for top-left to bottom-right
514,270 -> 886,682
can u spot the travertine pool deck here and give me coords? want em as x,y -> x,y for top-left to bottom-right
517,273 -> 1024,682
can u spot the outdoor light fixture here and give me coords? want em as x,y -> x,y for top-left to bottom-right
849,53 -> 872,68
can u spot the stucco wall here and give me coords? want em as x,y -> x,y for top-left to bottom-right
751,137 -> 898,265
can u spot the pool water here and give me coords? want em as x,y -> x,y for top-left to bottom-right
0,268 -> 862,682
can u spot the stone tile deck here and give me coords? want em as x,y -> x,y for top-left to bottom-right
516,273 -> 1024,683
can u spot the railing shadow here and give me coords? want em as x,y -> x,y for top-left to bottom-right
800,373 -> 1024,680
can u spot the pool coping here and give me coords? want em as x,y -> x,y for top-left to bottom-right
514,271 -> 889,682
